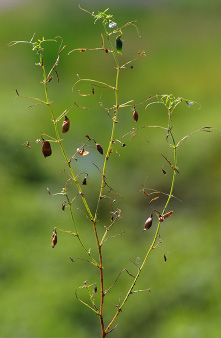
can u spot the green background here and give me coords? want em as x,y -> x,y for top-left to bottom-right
0,0 -> 220,337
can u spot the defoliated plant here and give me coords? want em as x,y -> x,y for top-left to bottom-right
9,7 -> 213,338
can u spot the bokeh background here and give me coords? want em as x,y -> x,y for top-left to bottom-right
0,0 -> 220,337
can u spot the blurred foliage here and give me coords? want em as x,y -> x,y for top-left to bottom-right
0,0 -> 220,337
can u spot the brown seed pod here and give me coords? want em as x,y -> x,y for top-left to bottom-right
143,213 -> 153,231
62,116 -> 70,133
96,143 -> 103,155
133,108 -> 138,122
42,140 -> 52,158
162,168 -> 167,175
159,211 -> 173,222
51,230 -> 57,248
82,177 -> 87,185
77,148 -> 89,156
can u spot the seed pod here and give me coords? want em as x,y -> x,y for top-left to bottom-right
159,211 -> 173,222
77,148 -> 89,156
164,254 -> 167,262
133,108 -> 138,122
96,143 -> 103,155
42,140 -> 52,158
143,213 -> 153,231
82,176 -> 87,185
104,48 -> 108,53
62,116 -> 70,133
51,230 -> 57,248
116,36 -> 123,55
94,285 -> 97,293
162,168 -> 167,175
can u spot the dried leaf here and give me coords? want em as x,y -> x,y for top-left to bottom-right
149,196 -> 159,205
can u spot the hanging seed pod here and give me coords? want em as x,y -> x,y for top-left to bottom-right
62,116 -> 70,133
116,36 -> 123,55
42,139 -> 52,158
164,254 -> 167,262
162,168 -> 167,175
77,148 -> 89,156
94,285 -> 97,293
133,107 -> 138,122
96,143 -> 103,155
51,230 -> 57,248
82,176 -> 87,185
143,213 -> 153,231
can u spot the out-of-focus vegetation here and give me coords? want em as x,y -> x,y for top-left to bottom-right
0,0 -> 220,337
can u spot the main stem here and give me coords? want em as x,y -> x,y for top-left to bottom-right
104,128 -> 177,334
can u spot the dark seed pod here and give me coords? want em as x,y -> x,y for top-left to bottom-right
164,254 -> 167,262
51,230 -> 57,248
82,177 -> 87,185
133,108 -> 138,122
116,36 -> 123,55
42,140 -> 52,158
162,168 -> 167,175
104,48 -> 108,53
61,202 -> 66,211
122,143 -> 126,147
96,143 -> 103,155
62,116 -> 70,133
143,213 -> 153,231
94,285 -> 97,293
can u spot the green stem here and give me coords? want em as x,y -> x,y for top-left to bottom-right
104,128 -> 177,334
39,53 -> 100,268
